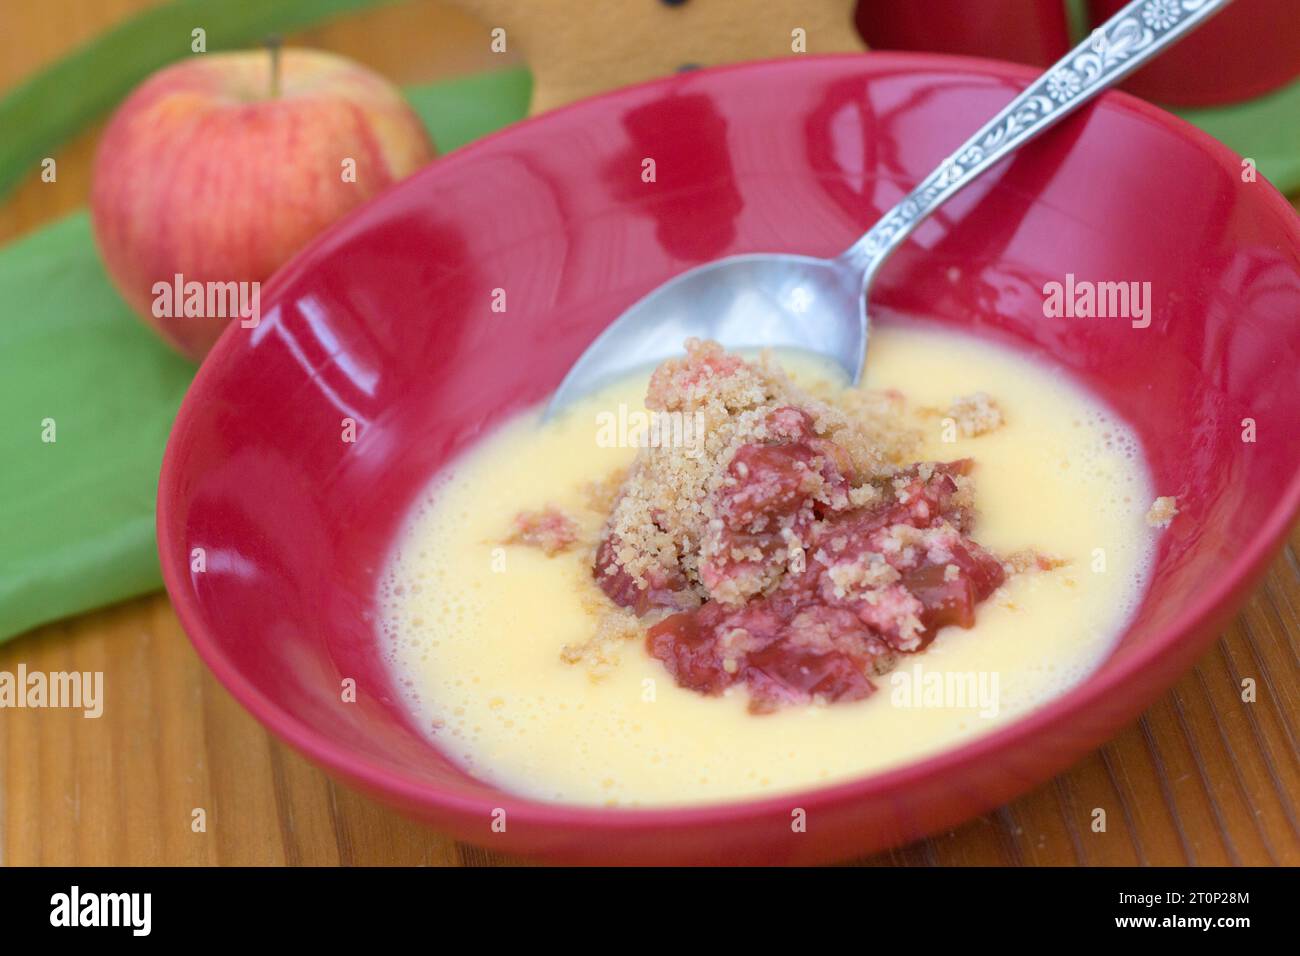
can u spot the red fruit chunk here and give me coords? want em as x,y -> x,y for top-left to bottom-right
745,645 -> 876,713
699,407 -> 853,601
901,542 -> 1006,633
594,532 -> 694,614
645,608 -> 733,696
646,455 -> 1005,712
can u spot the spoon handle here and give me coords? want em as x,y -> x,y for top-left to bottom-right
838,0 -> 1233,279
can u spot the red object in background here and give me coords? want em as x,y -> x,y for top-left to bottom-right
856,0 -> 1070,67
1088,0 -> 1300,106
159,55 -> 1300,865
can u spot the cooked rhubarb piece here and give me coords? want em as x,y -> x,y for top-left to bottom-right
697,406 -> 856,605
593,532 -> 694,614
648,461 -> 1004,712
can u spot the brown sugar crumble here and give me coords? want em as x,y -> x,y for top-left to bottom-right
572,339 -> 1011,711
590,338 -> 917,615
943,392 -> 1005,438
504,506 -> 579,556
1003,549 -> 1070,575
581,467 -> 629,515
1145,495 -> 1179,529
560,604 -> 643,681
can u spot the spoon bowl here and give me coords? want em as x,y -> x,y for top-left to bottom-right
546,252 -> 866,409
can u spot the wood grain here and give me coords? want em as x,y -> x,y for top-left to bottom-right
1,0 -> 1297,867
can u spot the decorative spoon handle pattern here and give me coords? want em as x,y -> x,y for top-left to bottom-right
840,0 -> 1233,277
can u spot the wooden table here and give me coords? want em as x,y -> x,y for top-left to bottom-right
3,0 -> 1297,867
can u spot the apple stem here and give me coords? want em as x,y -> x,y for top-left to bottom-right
266,34 -> 282,98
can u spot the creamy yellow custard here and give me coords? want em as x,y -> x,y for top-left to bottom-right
378,324 -> 1156,806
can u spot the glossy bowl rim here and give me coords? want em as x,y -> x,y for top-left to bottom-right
158,52 -> 1300,833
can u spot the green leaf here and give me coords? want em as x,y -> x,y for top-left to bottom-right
0,0 -> 400,200
1174,78 -> 1300,195
406,68 -> 532,153
0,211 -> 195,639
0,68 -> 530,644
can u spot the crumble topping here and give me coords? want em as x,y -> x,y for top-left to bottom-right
504,506 -> 579,556
943,392 -> 1005,437
1003,549 -> 1070,575
581,467 -> 628,515
560,604 -> 642,681
583,340 -> 1007,712
1145,495 -> 1178,528
832,387 -> 924,466
591,338 -> 917,616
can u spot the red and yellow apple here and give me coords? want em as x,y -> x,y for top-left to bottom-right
91,48 -> 435,361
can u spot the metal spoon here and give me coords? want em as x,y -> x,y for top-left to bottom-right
546,0 -> 1231,417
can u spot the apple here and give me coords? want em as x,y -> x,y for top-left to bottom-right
91,47 -> 435,361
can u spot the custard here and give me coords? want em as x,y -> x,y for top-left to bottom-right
378,324 -> 1157,806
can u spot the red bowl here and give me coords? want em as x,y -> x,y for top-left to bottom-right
158,54 -> 1300,865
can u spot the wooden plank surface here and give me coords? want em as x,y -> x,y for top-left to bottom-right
2,0 -> 1297,867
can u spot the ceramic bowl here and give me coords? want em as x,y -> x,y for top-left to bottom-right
158,54 -> 1300,864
